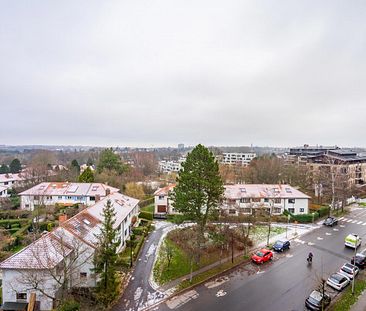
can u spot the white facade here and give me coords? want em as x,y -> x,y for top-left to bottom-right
158,157 -> 186,173
19,182 -> 119,210
0,185 -> 9,197
222,184 -> 310,216
154,184 -> 310,216
154,184 -> 176,215
0,193 -> 139,310
221,152 -> 256,166
0,173 -> 26,190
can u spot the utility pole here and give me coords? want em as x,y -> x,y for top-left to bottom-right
266,200 -> 273,246
352,236 -> 357,294
231,231 -> 234,263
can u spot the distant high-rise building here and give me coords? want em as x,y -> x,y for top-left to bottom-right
178,143 -> 184,150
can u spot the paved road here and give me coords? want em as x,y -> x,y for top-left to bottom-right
155,207 -> 366,311
112,221 -> 173,311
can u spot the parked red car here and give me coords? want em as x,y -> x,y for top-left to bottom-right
251,248 -> 273,264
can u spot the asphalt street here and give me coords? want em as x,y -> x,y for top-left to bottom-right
155,207 -> 366,311
112,221 -> 173,311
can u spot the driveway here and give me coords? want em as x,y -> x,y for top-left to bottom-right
112,221 -> 173,311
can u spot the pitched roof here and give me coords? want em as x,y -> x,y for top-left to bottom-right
0,231 -> 73,270
0,192 -> 139,270
0,173 -> 25,183
19,182 -> 119,197
154,184 -> 176,196
224,184 -> 311,199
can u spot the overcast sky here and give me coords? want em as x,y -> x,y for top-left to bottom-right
1,1 -> 366,148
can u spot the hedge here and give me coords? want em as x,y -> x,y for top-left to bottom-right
283,209 -> 320,223
0,219 -> 29,228
139,211 -> 153,221
132,227 -> 145,236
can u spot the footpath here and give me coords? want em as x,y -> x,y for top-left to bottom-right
154,223 -> 317,295
350,290 -> 366,311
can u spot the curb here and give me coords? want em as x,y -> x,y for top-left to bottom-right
143,256 -> 250,311
143,223 -> 321,310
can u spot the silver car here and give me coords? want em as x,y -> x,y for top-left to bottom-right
326,273 -> 350,291
339,263 -> 359,280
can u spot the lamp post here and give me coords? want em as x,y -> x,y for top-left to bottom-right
286,214 -> 290,238
266,200 -> 273,247
130,238 -> 134,268
352,235 -> 358,295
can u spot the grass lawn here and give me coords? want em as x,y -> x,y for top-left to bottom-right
330,279 -> 366,311
358,202 -> 366,207
249,225 -> 286,243
154,238 -> 195,285
140,204 -> 154,213
153,225 -> 286,285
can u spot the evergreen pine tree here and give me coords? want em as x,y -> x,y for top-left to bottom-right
78,167 -> 94,183
0,164 -> 9,174
170,144 -> 224,240
9,158 -> 21,173
93,199 -> 121,306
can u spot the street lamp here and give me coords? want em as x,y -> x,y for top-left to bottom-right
352,235 -> 358,295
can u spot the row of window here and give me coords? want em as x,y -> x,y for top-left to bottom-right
229,207 -> 305,214
238,198 -> 296,204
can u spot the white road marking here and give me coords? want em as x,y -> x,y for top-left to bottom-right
286,254 -> 294,258
216,290 -> 227,297
363,223 -> 366,226
333,228 -> 339,231
357,221 -> 363,225
134,287 -> 143,301
205,276 -> 229,289
340,225 -> 346,228
347,219 -> 353,223
339,217 -> 345,220
294,238 -> 305,244
326,232 -> 332,236
308,242 -> 315,246
256,270 -> 265,274
352,220 -> 358,224
317,237 -> 324,240
166,290 -> 199,309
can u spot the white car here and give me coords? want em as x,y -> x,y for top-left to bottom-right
326,273 -> 350,291
339,263 -> 359,280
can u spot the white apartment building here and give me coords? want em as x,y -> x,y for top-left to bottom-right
222,184 -> 310,216
154,184 -> 310,217
19,182 -> 119,210
221,153 -> 256,166
0,192 -> 139,311
158,157 -> 186,173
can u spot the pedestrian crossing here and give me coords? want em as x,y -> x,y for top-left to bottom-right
338,217 -> 366,226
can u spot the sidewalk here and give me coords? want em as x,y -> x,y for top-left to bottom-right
157,224 -> 317,292
350,290 -> 366,311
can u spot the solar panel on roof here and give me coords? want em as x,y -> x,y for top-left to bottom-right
68,185 -> 79,193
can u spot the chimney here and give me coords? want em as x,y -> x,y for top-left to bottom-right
95,194 -> 101,202
59,214 -> 68,223
106,188 -> 111,196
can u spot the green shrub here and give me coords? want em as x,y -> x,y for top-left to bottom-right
57,300 -> 80,311
166,214 -> 191,224
139,211 -> 153,220
132,227 -> 144,235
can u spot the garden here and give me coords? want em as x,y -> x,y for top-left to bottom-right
153,224 -> 286,286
